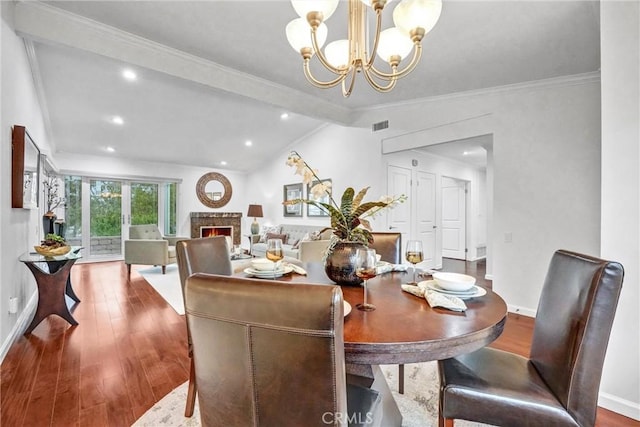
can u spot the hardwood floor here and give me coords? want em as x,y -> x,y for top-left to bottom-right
1,259 -> 637,426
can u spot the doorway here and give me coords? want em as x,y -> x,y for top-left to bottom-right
64,176 -> 174,261
441,177 -> 468,260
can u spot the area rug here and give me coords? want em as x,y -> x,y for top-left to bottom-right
132,362 -> 491,427
137,265 -> 184,315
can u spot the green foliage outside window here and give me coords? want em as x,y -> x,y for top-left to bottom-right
131,183 -> 158,226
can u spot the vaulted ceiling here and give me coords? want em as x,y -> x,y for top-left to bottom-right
13,1 -> 600,172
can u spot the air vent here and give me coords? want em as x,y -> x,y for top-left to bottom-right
372,120 -> 389,132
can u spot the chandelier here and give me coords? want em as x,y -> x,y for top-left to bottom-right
285,0 -> 442,97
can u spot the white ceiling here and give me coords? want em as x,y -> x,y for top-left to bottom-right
13,1 -> 600,172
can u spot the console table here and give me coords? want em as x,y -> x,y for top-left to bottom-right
19,247 -> 82,334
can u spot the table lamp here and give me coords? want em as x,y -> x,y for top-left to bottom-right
247,204 -> 263,235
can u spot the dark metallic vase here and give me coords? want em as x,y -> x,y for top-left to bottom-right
42,211 -> 56,235
324,241 -> 366,286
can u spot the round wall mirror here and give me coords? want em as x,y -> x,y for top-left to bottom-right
196,172 -> 232,208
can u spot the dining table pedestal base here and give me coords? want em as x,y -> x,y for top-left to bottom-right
347,363 -> 402,427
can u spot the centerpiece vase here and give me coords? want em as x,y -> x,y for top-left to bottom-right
43,211 -> 56,235
324,241 -> 366,286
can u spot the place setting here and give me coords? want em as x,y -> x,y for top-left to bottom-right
243,238 -> 308,278
400,241 -> 486,312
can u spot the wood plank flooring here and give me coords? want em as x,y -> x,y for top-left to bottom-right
1,259 -> 637,426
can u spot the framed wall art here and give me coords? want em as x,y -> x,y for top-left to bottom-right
307,178 -> 331,217
283,183 -> 303,217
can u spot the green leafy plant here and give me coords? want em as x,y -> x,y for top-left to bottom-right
284,151 -> 406,246
41,233 -> 67,247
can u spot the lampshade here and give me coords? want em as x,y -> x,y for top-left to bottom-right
376,27 -> 414,63
324,39 -> 350,68
393,0 -> 442,35
247,204 -> 263,218
286,18 -> 328,53
291,0 -> 339,21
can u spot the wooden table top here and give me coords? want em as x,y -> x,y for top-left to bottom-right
239,262 -> 508,365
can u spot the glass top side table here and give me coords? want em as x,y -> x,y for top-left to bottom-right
19,246 -> 83,334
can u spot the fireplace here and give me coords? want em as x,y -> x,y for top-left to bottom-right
200,226 -> 233,238
190,212 -> 242,245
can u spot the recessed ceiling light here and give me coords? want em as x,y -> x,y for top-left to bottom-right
280,113 -> 289,120
220,161 -> 227,166
463,151 -> 469,156
112,116 -> 124,125
245,140 -> 253,147
106,146 -> 115,153
122,69 -> 137,81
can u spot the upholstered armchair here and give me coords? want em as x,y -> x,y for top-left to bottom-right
124,224 -> 186,277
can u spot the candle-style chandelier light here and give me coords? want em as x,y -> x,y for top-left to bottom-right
285,0 -> 442,97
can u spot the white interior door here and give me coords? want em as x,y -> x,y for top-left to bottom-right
416,171 -> 437,269
441,177 -> 467,260
386,165 -> 411,245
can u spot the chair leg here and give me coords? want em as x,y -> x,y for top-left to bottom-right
398,364 -> 405,394
184,358 -> 197,417
162,265 -> 166,274
127,264 -> 131,278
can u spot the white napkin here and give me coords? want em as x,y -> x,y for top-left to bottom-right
401,284 -> 467,312
283,262 -> 307,275
377,263 -> 409,275
424,290 -> 467,312
401,284 -> 425,297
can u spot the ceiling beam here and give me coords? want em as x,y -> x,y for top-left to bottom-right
14,1 -> 354,126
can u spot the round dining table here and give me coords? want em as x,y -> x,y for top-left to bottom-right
238,261 -> 508,426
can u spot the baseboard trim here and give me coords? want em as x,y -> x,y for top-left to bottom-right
506,304 -> 536,318
0,292 -> 37,363
598,392 -> 640,421
484,274 -> 494,281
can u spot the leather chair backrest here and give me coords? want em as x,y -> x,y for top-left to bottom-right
369,232 -> 402,264
129,224 -> 162,240
185,274 -> 347,426
530,249 -> 624,426
176,236 -> 233,352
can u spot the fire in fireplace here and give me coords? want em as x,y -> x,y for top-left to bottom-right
200,226 -> 233,238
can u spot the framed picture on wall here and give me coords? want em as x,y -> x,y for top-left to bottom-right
307,178 -> 331,217
283,183 -> 303,217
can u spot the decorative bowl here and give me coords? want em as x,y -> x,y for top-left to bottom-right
34,245 -> 71,257
251,258 -> 274,271
432,272 -> 476,292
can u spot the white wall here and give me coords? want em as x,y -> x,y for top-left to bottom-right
378,79 -> 602,318
0,2 -> 54,358
244,124 -> 389,233
600,1 -> 640,419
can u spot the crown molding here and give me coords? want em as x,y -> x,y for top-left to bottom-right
22,38 -> 56,156
357,71 -> 601,114
14,1 -> 355,126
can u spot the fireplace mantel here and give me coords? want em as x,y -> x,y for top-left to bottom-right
190,212 -> 242,244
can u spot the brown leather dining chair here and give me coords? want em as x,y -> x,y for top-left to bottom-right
369,232 -> 402,264
175,236 -> 232,417
185,274 -> 382,427
437,249 -> 624,427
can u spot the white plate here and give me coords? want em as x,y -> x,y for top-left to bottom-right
422,280 -> 487,299
344,301 -> 351,317
244,266 -> 294,278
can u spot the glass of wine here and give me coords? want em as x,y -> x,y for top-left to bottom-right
265,238 -> 284,279
355,248 -> 377,312
405,240 -> 424,285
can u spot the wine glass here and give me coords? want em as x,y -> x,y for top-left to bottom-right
355,248 -> 377,312
265,238 -> 284,279
405,240 -> 424,285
